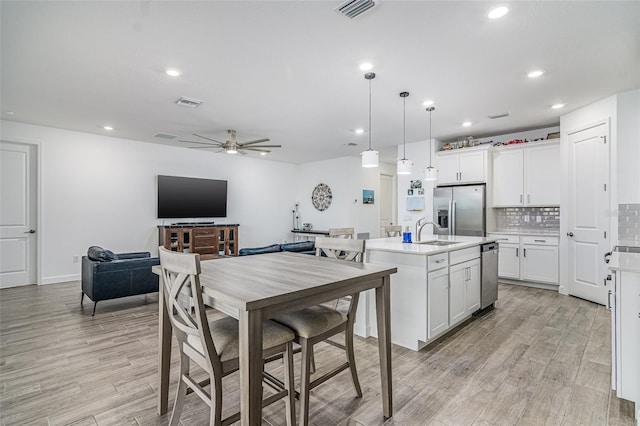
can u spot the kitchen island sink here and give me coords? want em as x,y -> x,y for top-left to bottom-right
413,240 -> 461,246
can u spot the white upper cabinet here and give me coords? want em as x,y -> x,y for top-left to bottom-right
492,149 -> 524,205
525,143 -> 561,206
492,140 -> 560,207
436,147 -> 488,185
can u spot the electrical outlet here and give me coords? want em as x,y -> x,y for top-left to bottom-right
536,216 -> 542,223
72,256 -> 79,263
524,215 -> 530,222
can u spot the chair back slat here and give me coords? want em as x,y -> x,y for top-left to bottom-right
315,237 -> 365,263
328,227 -> 355,239
383,225 -> 402,237
159,247 -> 220,366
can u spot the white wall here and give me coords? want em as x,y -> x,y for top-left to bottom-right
396,138 -> 439,237
295,156 -> 392,239
1,121 -> 299,284
616,89 -> 640,204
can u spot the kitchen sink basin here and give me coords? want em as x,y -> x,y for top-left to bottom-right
413,240 -> 461,246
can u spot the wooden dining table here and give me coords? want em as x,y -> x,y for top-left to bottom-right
155,251 -> 397,426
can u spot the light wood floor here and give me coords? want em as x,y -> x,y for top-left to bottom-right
0,281 -> 635,426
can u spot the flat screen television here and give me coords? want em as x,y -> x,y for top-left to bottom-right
157,175 -> 227,219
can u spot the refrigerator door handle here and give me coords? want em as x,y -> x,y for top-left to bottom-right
451,201 -> 456,236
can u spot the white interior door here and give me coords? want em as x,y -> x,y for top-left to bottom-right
567,123 -> 609,305
0,142 -> 37,288
379,174 -> 394,237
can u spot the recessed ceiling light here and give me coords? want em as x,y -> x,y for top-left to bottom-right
103,125 -> 114,131
528,70 -> 545,78
488,6 -> 509,19
423,100 -> 434,107
462,121 -> 472,127
355,128 -> 364,134
551,103 -> 565,109
359,63 -> 373,71
166,69 -> 182,77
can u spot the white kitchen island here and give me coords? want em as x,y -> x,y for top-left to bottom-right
355,236 -> 497,351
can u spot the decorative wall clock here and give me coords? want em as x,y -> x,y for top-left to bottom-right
311,183 -> 332,211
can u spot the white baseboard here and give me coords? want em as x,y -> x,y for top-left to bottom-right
40,274 -> 80,285
499,278 -> 559,291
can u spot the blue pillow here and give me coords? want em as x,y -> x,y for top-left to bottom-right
87,246 -> 118,262
280,241 -> 315,253
239,244 -> 281,256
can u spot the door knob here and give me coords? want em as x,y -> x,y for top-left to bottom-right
24,229 -> 36,234
566,232 -> 574,237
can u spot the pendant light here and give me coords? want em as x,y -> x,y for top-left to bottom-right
424,106 -> 437,181
361,72 -> 379,168
397,91 -> 413,175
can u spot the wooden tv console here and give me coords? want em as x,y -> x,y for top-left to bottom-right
158,224 -> 239,260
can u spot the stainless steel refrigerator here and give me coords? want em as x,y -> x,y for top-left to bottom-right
433,185 -> 486,236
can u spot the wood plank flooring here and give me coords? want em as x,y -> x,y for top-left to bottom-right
0,281 -> 635,425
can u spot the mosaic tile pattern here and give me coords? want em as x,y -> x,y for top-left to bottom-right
618,203 -> 640,242
495,207 -> 560,233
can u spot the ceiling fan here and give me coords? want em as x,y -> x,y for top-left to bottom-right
179,129 -> 281,155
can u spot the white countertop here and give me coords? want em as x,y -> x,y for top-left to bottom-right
608,240 -> 640,273
366,236 -> 497,255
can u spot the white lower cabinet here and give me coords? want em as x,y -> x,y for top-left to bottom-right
449,258 -> 481,327
366,245 -> 483,351
489,233 -> 559,285
610,269 -> 639,405
521,244 -> 559,283
428,268 -> 449,339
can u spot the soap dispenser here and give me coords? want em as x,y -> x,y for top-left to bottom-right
402,226 -> 412,243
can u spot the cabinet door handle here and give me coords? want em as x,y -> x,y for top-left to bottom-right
435,259 -> 445,263
520,194 -> 523,203
459,172 -> 462,181
523,248 -> 527,257
534,239 -> 546,243
516,248 -> 519,257
607,290 -> 612,311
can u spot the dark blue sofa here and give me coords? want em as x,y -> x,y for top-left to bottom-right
81,246 -> 160,316
239,240 -> 316,256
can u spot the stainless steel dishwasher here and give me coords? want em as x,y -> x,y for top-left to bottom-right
480,242 -> 499,310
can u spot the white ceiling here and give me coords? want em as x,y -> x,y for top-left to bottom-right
1,1 -> 639,164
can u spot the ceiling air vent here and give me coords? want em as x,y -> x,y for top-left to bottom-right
488,112 -> 510,119
154,132 -> 178,140
334,0 -> 375,19
175,96 -> 203,108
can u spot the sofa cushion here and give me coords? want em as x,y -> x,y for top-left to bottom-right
280,241 -> 315,253
238,244 -> 281,256
87,246 -> 118,262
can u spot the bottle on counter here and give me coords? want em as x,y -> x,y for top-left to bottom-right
402,226 -> 412,243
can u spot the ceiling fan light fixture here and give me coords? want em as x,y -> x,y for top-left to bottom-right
361,72 -> 379,168
226,147 -> 238,154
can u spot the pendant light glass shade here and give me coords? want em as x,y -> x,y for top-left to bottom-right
362,149 -> 379,167
397,91 -> 413,175
423,106 -> 437,181
424,166 -> 437,181
397,159 -> 412,174
361,72 -> 379,168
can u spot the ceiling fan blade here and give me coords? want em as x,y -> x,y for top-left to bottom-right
193,133 -> 225,144
242,144 -> 281,148
186,146 -> 223,150
239,138 -> 270,146
244,147 -> 272,153
179,139 -> 222,146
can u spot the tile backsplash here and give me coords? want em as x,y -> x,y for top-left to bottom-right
618,203 -> 640,243
495,207 -> 560,232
